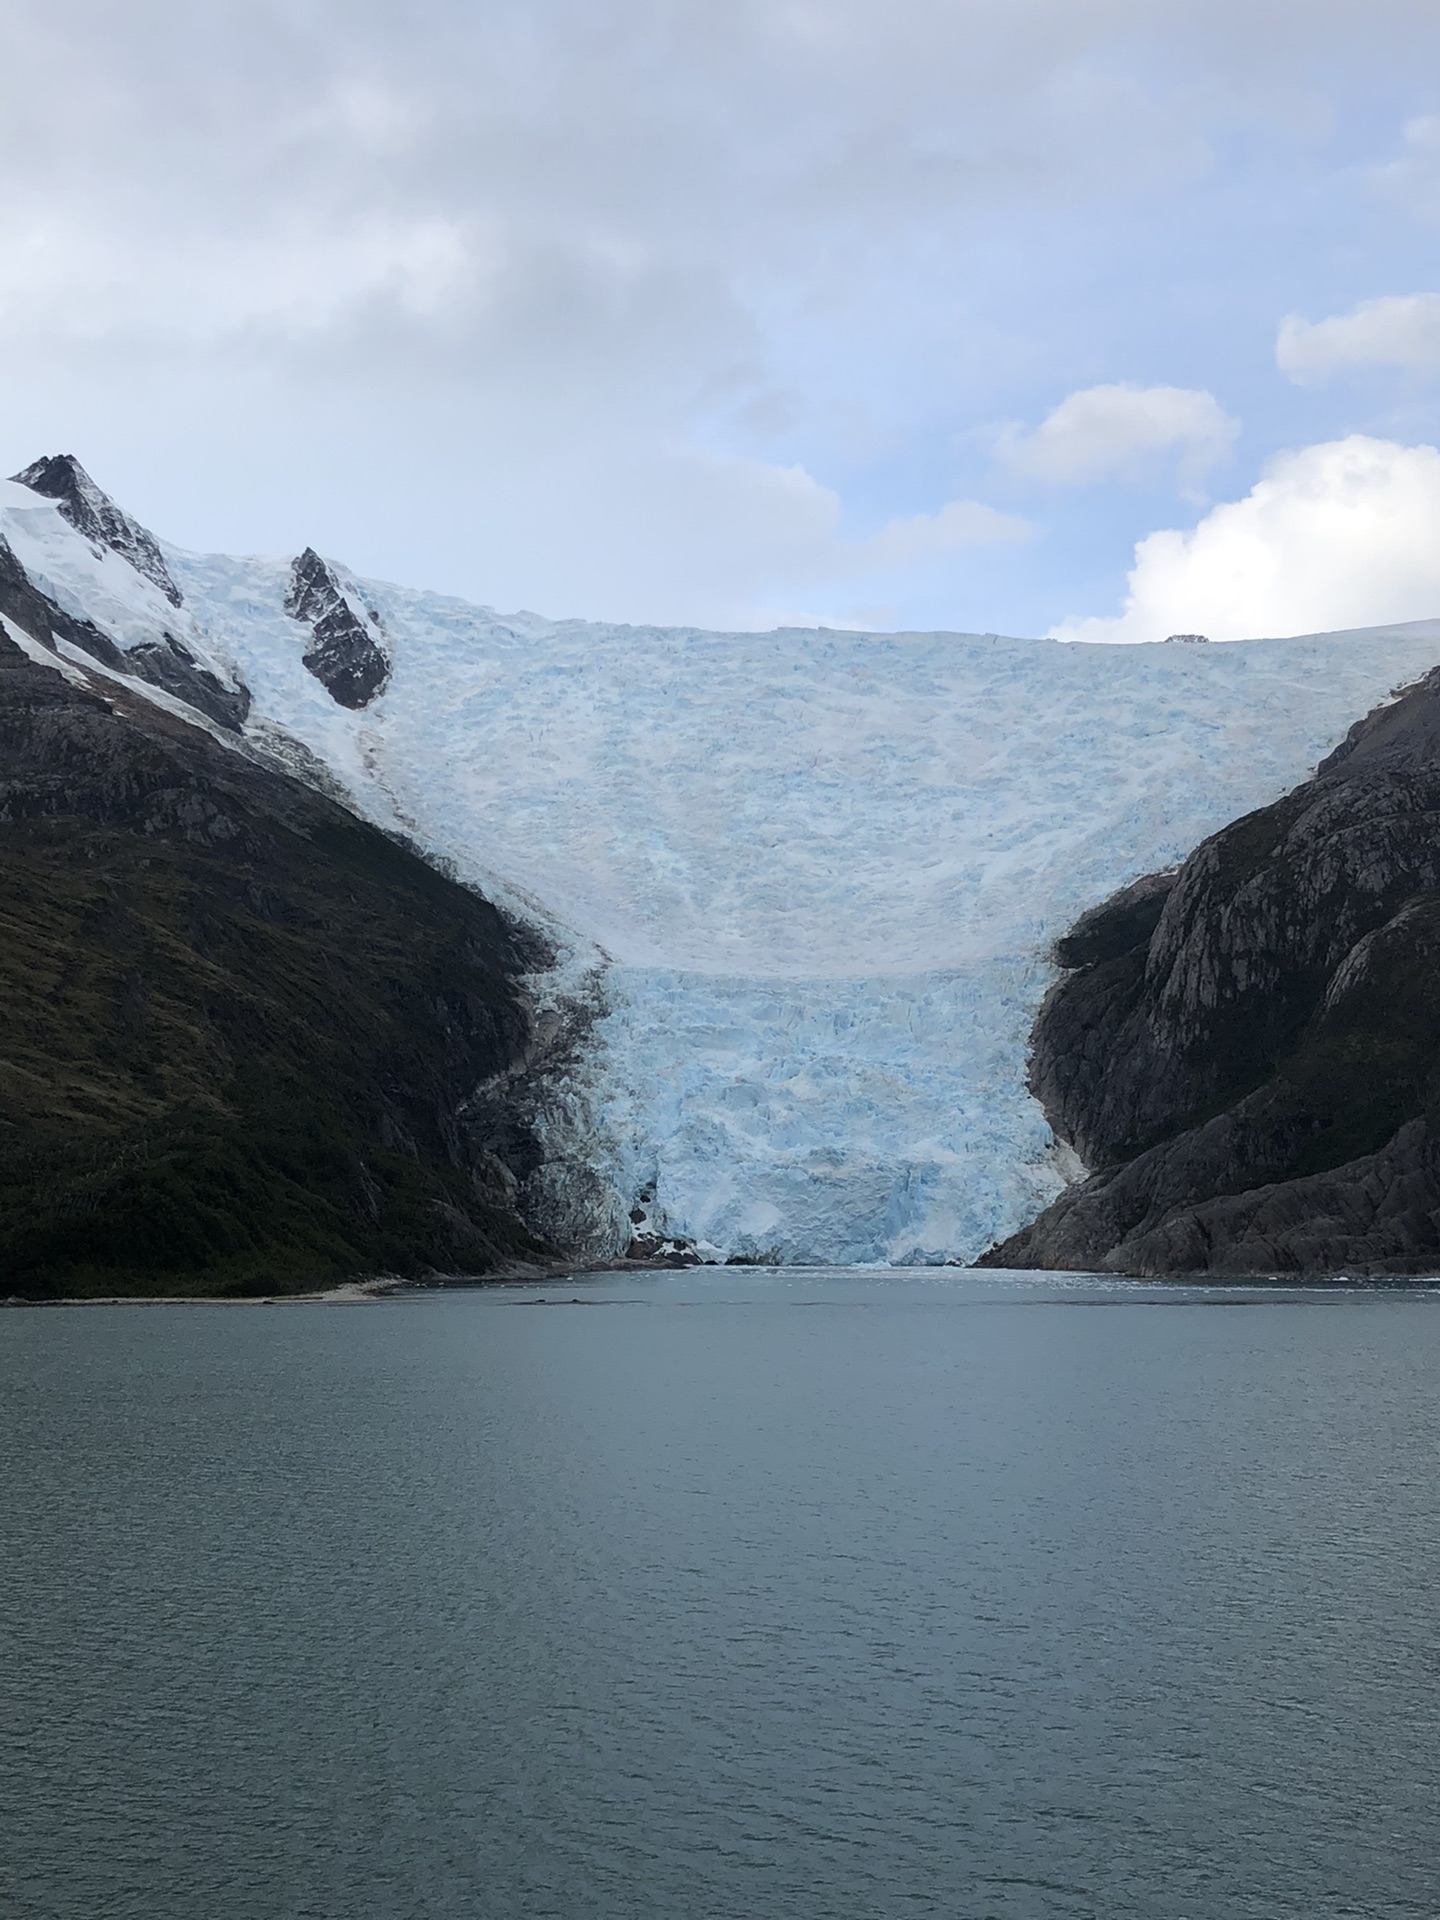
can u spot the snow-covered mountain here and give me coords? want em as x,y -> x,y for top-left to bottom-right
6,457 -> 1440,1263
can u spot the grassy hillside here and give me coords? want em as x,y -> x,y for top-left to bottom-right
0,638 -> 552,1296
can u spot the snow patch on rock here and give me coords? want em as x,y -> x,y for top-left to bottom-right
0,478 -> 248,729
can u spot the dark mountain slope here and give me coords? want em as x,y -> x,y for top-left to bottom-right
0,633 -> 554,1297
983,664 -> 1440,1276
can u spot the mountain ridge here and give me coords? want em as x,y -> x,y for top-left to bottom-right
6,453 -> 1440,1268
981,664 -> 1440,1275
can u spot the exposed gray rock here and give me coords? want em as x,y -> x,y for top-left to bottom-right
1052,868 -> 1177,970
460,972 -> 635,1265
1105,1120 -> 1440,1277
119,637 -> 251,733
12,454 -> 185,608
983,664 -> 1440,1276
285,547 -> 390,709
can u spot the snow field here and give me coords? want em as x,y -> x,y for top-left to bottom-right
166,544 -> 1440,1262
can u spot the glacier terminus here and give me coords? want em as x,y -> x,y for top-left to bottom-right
6,458 -> 1440,1267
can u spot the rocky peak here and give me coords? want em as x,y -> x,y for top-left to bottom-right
11,454 -> 185,609
285,547 -> 390,710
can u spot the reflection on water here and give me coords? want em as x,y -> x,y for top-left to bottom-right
3,1271 -> 1439,1919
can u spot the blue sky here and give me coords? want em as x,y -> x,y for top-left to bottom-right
3,0 -> 1440,636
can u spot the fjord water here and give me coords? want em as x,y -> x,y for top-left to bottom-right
3,1273 -> 1438,1920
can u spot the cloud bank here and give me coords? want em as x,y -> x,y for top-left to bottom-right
1055,436 -> 1440,643
2,2 -> 1440,630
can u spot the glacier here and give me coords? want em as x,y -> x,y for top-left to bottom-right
5,467 -> 1440,1263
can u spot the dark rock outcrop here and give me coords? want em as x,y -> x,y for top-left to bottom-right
12,454 -> 185,608
286,547 -> 390,709
0,629 -> 556,1297
114,634 -> 251,733
983,664 -> 1440,1276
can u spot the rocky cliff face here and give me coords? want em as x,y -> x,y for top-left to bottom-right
0,630 -> 558,1296
12,454 -> 185,608
285,547 -> 390,709
983,666 -> 1440,1276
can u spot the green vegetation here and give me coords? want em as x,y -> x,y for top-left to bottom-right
0,660 -> 551,1297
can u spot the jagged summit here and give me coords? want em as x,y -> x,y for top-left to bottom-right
285,546 -> 390,709
0,459 -> 249,733
12,454 -> 184,609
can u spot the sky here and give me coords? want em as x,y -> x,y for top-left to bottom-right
3,0 -> 1440,638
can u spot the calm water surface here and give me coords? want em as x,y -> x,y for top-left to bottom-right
3,1269 -> 1439,1920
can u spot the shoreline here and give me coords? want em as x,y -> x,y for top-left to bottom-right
8,1260 -> 1440,1307
0,1254 -> 711,1308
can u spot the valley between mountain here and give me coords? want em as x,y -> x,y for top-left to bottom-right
7,454 -> 1440,1291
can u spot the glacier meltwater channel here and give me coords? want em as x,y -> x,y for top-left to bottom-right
6,471 -> 1440,1263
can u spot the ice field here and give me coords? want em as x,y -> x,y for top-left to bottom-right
170,548 -> 1440,1261
7,474 -> 1440,1261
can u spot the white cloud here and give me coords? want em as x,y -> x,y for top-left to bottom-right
999,384 -> 1238,493
0,207 -> 490,342
1371,113 -> 1440,221
442,441 -> 1028,629
861,498 -> 1031,568
1277,293 -> 1440,383
1055,436 -> 1440,643
0,4 -> 1231,368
